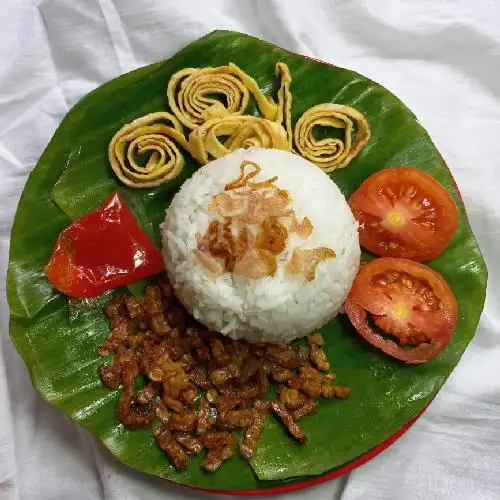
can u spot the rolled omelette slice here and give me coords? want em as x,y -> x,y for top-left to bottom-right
188,115 -> 290,165
108,112 -> 189,188
275,62 -> 293,150
167,63 -> 278,129
294,103 -> 371,172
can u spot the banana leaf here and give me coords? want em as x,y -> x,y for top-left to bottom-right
7,30 -> 487,492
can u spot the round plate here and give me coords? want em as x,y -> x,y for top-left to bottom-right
7,31 -> 487,492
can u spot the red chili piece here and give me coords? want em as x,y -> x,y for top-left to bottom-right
45,192 -> 164,297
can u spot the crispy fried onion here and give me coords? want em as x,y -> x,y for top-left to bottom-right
195,161 -> 336,281
188,116 -> 290,165
286,247 -> 336,281
108,112 -> 189,188
167,63 -> 278,129
294,103 -> 371,172
275,62 -> 293,150
224,160 -> 262,191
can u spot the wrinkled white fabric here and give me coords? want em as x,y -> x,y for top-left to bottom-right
1,1 -> 499,499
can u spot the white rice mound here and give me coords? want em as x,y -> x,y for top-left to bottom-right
162,148 -> 360,344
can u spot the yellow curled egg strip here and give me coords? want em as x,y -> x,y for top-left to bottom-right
108,112 -> 189,188
275,62 -> 293,150
188,116 -> 290,165
294,103 -> 371,172
167,64 -> 278,129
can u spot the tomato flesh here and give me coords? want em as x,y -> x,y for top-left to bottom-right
344,257 -> 458,364
44,192 -> 164,297
349,167 -> 459,261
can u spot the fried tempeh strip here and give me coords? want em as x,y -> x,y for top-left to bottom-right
196,396 -> 214,435
202,431 -> 236,449
124,295 -> 144,319
209,362 -> 241,385
99,363 -> 121,389
288,377 -> 322,398
154,426 -> 188,469
218,410 -> 255,430
120,401 -> 156,429
180,382 -> 198,407
263,360 -> 294,382
165,410 -> 197,432
188,366 -> 211,389
322,384 -> 351,399
143,285 -> 164,315
310,343 -> 330,371
307,332 -> 324,346
103,296 -> 126,318
210,338 -> 231,365
292,399 -> 318,420
175,433 -> 203,454
136,381 -> 161,405
240,400 -> 269,460
270,401 -> 307,444
240,356 -> 261,383
99,319 -> 135,356
162,394 -> 185,414
201,444 -> 236,472
279,387 -> 308,410
265,344 -> 306,369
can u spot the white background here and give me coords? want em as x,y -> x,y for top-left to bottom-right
1,1 -> 499,499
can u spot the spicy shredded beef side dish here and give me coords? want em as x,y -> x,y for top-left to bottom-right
98,274 -> 350,472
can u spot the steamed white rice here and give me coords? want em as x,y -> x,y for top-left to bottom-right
162,148 -> 360,344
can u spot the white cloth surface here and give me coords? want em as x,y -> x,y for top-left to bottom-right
1,0 -> 499,499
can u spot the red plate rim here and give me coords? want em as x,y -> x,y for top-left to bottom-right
167,401 -> 430,496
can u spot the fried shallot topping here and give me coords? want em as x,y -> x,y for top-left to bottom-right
98,275 -> 350,472
194,160 -> 336,281
285,247 -> 336,281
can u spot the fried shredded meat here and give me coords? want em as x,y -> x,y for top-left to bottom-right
98,276 -> 350,472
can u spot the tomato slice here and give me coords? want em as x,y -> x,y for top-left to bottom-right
348,167 -> 459,261
44,193 -> 164,297
344,258 -> 458,364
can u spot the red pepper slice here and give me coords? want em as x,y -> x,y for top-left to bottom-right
45,192 -> 164,297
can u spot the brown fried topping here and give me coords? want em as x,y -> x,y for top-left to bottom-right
195,160 -> 335,282
224,160 -> 261,191
165,410 -> 197,432
154,426 -> 188,469
104,296 -> 126,318
256,216 -> 288,255
285,247 -> 336,281
218,409 -> 255,430
97,274 -> 350,472
279,387 -> 308,410
136,381 -> 160,405
310,344 -> 330,371
289,213 -> 313,239
124,296 -> 144,319
292,399 -> 318,420
196,396 -> 215,436
232,248 -> 277,279
240,400 -> 269,460
99,318 -> 134,357
175,433 -> 203,455
162,394 -> 185,414
307,332 -> 325,346
270,401 -> 308,444
99,363 -> 121,389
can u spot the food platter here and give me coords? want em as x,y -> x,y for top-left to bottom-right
7,30 -> 487,493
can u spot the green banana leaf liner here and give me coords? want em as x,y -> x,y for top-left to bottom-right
7,30 -> 487,493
